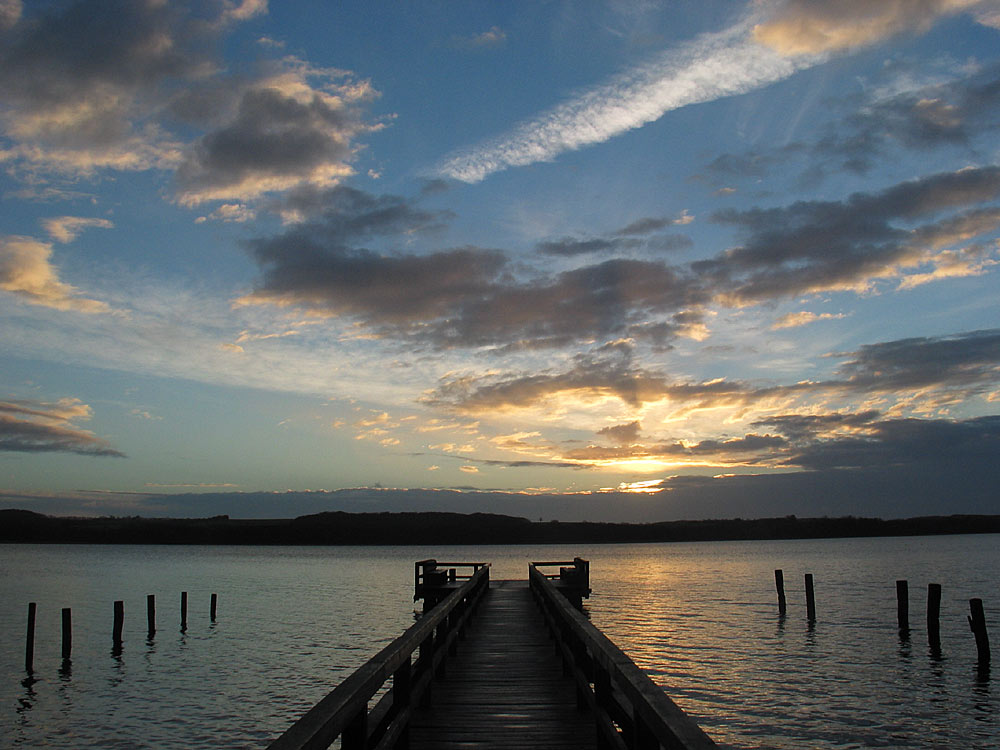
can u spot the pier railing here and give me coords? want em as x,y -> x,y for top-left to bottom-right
529,562 -> 718,750
267,563 -> 490,750
413,559 -> 488,607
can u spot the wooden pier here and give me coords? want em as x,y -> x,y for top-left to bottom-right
268,560 -> 717,750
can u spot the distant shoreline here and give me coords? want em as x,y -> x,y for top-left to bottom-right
3,508 -> 999,545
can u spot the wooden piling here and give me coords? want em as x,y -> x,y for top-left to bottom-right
181,591 -> 188,631
25,602 -> 36,672
968,598 -> 990,665
805,574 -> 816,622
927,584 -> 941,649
774,569 -> 786,617
210,593 -> 217,622
61,608 -> 72,661
896,580 -> 909,633
147,594 -> 156,637
113,600 -> 124,647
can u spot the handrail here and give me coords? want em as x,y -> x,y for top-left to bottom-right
529,564 -> 718,750
268,564 -> 490,750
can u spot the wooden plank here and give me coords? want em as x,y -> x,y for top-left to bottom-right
408,582 -> 597,750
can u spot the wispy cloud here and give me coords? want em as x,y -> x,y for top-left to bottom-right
42,216 -> 114,244
437,0 -> 994,183
436,18 -> 809,182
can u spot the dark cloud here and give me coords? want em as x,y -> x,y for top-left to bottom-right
0,0 -> 222,171
700,65 -> 1000,186
597,421 -> 642,445
429,329 -> 1000,414
818,65 -> 1000,171
242,166 -> 998,352
536,237 -> 625,256
778,415 -> 1000,471
616,217 -> 674,236
563,433 -> 787,463
175,76 -> 377,205
701,166 -> 1000,303
0,399 -> 124,457
835,329 -> 1000,393
244,187 -> 709,349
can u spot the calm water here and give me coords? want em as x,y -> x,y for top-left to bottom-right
1,536 -> 997,749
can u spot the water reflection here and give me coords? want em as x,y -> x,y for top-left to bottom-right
17,674 -> 37,715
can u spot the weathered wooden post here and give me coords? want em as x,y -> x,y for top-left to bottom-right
896,580 -> 909,633
113,600 -> 124,648
774,569 -> 787,617
25,602 -> 37,672
805,573 -> 816,622
61,608 -> 72,661
147,594 -> 156,637
969,598 -> 990,665
210,593 -> 218,622
927,584 -> 942,650
180,591 -> 187,631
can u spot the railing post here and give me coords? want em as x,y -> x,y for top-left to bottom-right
632,709 -> 659,750
394,658 -> 411,749
341,706 -> 368,750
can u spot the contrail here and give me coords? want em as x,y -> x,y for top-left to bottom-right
437,21 -> 816,183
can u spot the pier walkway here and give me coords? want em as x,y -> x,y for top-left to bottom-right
267,559 -> 718,750
408,580 -> 596,749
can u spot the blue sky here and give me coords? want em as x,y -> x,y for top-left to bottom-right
2,0 -> 1000,521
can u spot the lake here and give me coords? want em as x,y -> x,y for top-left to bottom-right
1,535 -> 997,748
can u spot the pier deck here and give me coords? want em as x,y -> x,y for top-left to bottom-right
408,580 -> 596,749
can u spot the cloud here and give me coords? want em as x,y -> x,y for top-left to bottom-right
452,26 -> 507,50
701,166 -> 1000,304
771,311 -> 846,329
597,421 -> 642,445
242,164 -> 998,353
0,0 -> 213,175
195,203 -> 257,224
0,397 -> 124,456
0,236 -> 110,313
536,218 -> 693,257
42,216 -> 114,243
428,329 -> 1000,416
768,414 -> 1000,471
0,0 -> 21,30
0,2 -> 377,213
174,61 -> 380,206
239,186 -> 709,349
437,18 -> 808,182
702,63 -> 1000,184
753,0 -> 984,56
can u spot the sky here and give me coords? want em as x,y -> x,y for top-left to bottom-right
2,0 -> 1000,522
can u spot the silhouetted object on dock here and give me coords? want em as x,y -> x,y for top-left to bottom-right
896,580 -> 909,636
270,560 -> 717,750
530,557 -> 591,609
413,559 -> 489,611
774,569 -> 786,617
927,583 -> 942,651
969,598 -> 990,665
805,573 -> 816,622
25,602 -> 36,673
